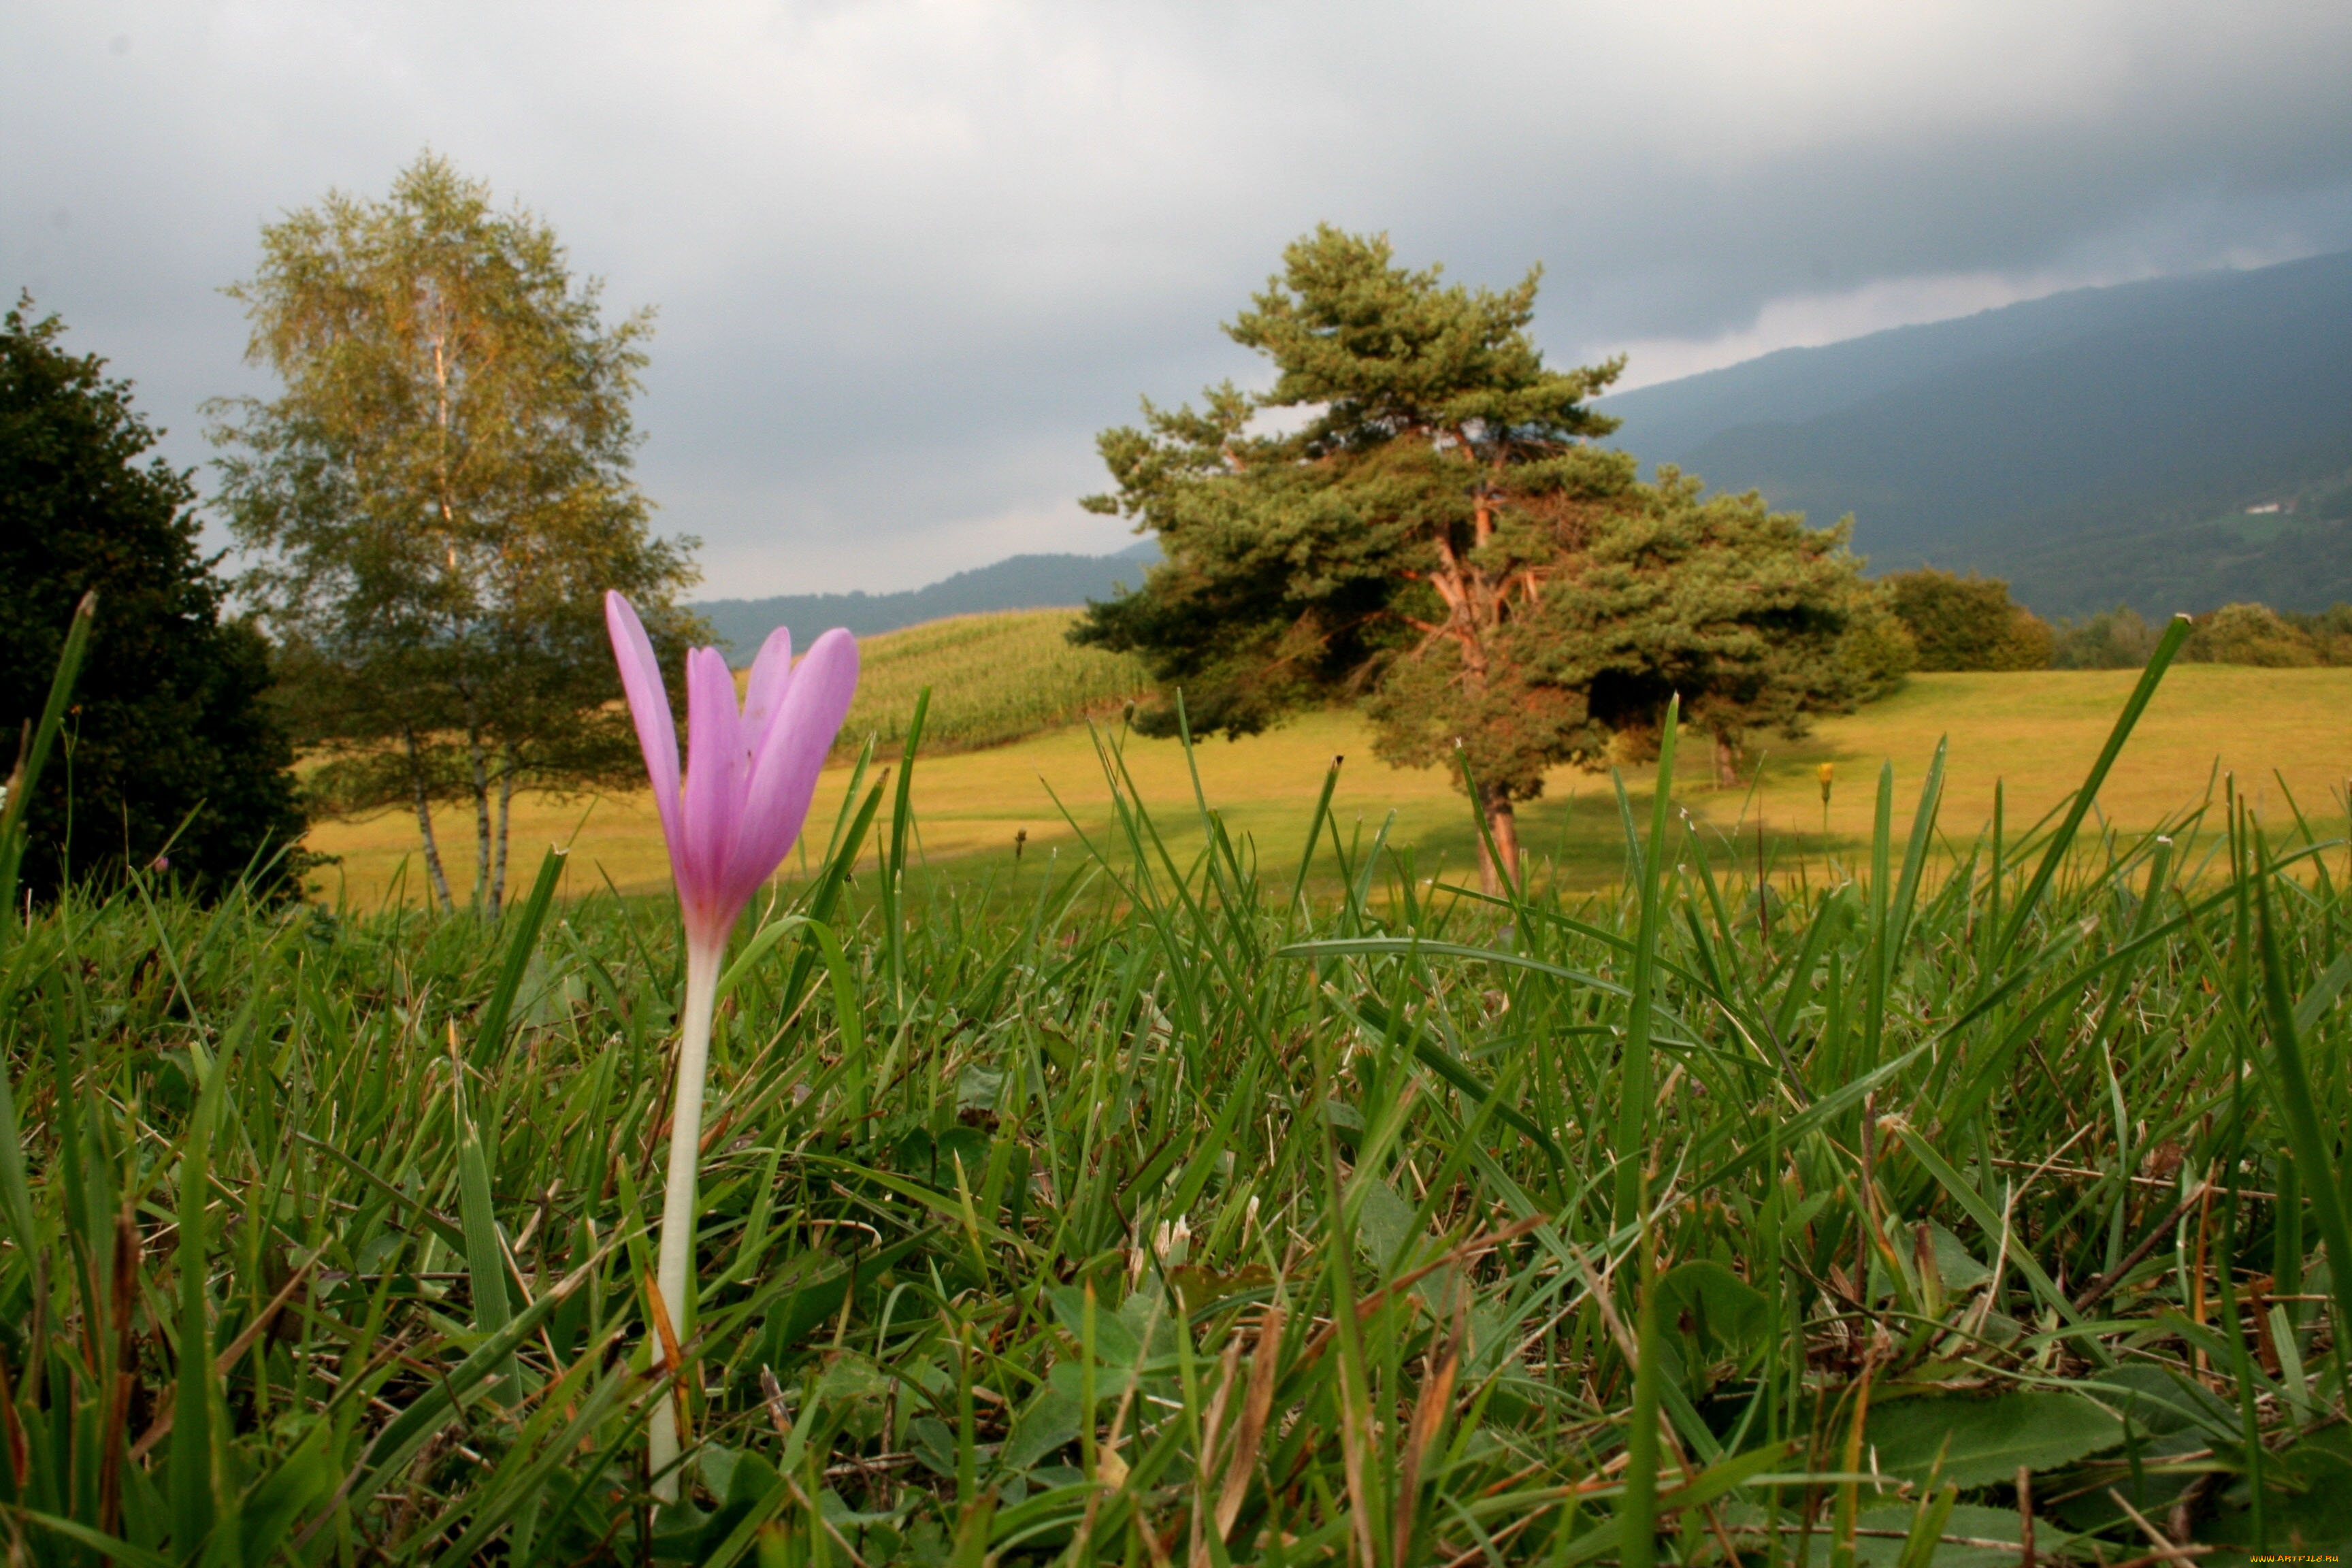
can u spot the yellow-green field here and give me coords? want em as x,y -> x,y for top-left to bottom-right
833,608 -> 1151,755
305,661 -> 2352,909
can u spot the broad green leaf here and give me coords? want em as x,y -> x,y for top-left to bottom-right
1864,1391 -> 2123,1488
1000,1384 -> 1081,1475
1655,1260 -> 1771,1366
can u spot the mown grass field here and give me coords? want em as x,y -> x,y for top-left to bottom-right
306,662 -> 2352,912
7,646 -> 2352,1562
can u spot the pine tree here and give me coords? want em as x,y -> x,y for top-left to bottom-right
1075,228 -> 1879,886
1,299 -> 306,901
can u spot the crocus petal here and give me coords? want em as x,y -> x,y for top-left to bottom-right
722,627 -> 860,907
739,627 -> 794,761
605,593 -> 683,853
679,645 -> 749,944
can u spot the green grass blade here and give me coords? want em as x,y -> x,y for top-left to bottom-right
1892,1126 -> 2111,1367
291,1132 -> 470,1253
1619,1230 -> 1663,1568
714,913 -> 806,1003
330,1247 -> 610,1520
1887,737 -> 1947,965
472,845 -> 567,1066
1454,747 -> 1523,905
0,590 -> 97,926
1286,753 -> 1345,911
1991,613 -> 2191,968
169,990 -> 241,1551
2252,847 -> 2352,1401
9,1507 -> 172,1567
1310,985 -> 1565,1165
882,685 -> 931,1007
455,1068 -> 517,1405
779,777 -> 885,1015
1614,696 -> 1679,1229
0,1051 -> 38,1273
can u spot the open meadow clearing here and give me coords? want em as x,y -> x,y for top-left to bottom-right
306,653 -> 2352,911
7,646 -> 2352,1562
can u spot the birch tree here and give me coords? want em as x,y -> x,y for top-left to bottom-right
212,153 -> 700,911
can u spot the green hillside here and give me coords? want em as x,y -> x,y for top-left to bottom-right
1601,249 -> 2352,618
699,544 -> 1158,657
1992,465 -> 2352,617
832,608 -> 1152,757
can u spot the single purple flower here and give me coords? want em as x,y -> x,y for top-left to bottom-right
607,591 -> 860,951
605,590 -> 858,1496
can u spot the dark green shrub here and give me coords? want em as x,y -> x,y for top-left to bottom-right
1,299 -> 306,900
1833,585 -> 1918,699
1884,568 -> 2054,670
2185,602 -> 2319,667
2278,602 -> 2352,664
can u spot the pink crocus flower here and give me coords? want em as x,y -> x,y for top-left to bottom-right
605,590 -> 858,1497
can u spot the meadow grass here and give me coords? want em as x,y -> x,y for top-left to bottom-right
3,630 -> 2351,1563
304,665 -> 2352,912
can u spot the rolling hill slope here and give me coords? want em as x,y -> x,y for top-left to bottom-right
828,610 -> 1151,757
698,542 -> 1158,659
1599,250 -> 2352,618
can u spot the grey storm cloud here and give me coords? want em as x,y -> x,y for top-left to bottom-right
7,0 -> 2352,593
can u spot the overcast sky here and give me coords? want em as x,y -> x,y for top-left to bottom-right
10,1 -> 2352,595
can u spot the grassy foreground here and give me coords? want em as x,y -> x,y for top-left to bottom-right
306,665 -> 2352,911
3,647 -> 2351,1563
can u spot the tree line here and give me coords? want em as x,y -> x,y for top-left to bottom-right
1877,566 -> 2352,671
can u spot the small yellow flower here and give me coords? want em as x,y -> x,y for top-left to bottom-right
1817,762 -> 1835,805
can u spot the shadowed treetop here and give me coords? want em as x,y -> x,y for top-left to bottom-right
1,297 -> 306,900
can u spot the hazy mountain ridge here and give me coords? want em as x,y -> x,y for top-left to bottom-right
1600,249 -> 2352,618
1598,265 -> 2265,454
698,540 -> 1157,659
704,254 -> 2352,643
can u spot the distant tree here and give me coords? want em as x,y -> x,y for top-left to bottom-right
1834,581 -> 1920,700
2186,602 -> 2317,667
2276,602 -> 2352,665
1884,569 -> 2053,671
1,298 -> 306,901
2051,606 -> 2162,669
212,152 -> 700,913
1073,227 -> 1880,885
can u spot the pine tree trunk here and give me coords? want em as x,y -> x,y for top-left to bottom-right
404,730 -> 456,913
1713,731 -> 1743,790
465,719 -> 495,916
491,746 -> 514,915
1479,788 -> 1521,895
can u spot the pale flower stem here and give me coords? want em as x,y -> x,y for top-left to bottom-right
648,936 -> 723,1502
